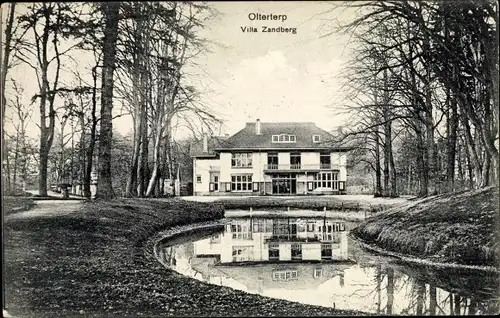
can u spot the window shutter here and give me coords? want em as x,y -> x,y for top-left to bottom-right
253,182 -> 259,192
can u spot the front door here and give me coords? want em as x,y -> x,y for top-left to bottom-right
210,173 -> 220,192
214,175 -> 219,191
272,174 -> 296,195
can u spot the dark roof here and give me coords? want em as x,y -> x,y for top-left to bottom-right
190,136 -> 231,157
215,122 -> 347,151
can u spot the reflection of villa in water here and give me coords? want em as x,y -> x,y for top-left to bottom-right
195,217 -> 348,263
158,217 -> 500,315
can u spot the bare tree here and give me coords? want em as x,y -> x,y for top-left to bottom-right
95,2 -> 120,199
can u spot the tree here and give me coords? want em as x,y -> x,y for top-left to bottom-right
4,80 -> 34,192
324,0 -> 498,196
95,2 -> 120,199
2,2 -> 26,194
16,2 -> 82,196
115,2 -> 221,198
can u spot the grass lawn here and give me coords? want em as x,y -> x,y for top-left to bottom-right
351,186 -> 500,267
4,198 -> 367,317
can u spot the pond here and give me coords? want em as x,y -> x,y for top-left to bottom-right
156,215 -> 500,315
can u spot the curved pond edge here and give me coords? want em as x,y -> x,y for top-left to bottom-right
349,233 -> 500,274
149,220 -> 225,267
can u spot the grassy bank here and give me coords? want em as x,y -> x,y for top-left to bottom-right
2,196 -> 35,215
4,198 -> 366,317
214,196 -> 401,212
351,187 -> 499,267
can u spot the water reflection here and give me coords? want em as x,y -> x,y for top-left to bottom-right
156,216 -> 499,315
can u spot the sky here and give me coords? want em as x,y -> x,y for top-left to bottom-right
184,1 -> 357,137
3,1 -> 359,141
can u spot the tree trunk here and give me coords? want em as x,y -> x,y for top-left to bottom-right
145,124 -> 164,196
454,295 -> 461,315
374,127 -> 383,197
376,265 -> 382,314
382,68 -> 391,197
83,66 -> 98,199
125,16 -> 143,197
13,135 -> 19,190
386,268 -> 394,315
79,111 -> 86,196
125,111 -> 140,196
481,153 -> 491,187
416,122 -> 428,197
446,84 -> 458,192
461,111 -> 481,188
416,280 -> 425,315
38,81 -> 50,197
468,298 -> 477,315
425,84 -> 437,196
1,4 -> 17,193
136,61 -> 149,197
136,102 -> 148,197
95,2 -> 120,200
429,285 -> 437,315
389,144 -> 398,197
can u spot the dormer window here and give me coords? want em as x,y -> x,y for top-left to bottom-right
272,134 -> 296,143
313,135 -> 321,143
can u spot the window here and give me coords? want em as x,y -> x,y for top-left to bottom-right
290,152 -> 301,169
313,135 -> 321,143
196,175 -> 202,183
269,243 -> 280,260
267,152 -> 279,169
320,153 -> 331,169
291,243 -> 302,260
314,172 -> 339,189
253,219 -> 265,233
231,174 -> 253,191
265,219 -> 273,233
314,268 -> 322,278
272,219 -> 289,237
231,221 -> 252,239
333,222 -> 346,232
272,270 -> 298,281
271,134 -> 296,143
298,222 -> 306,233
307,222 -> 315,232
210,234 -> 221,244
232,246 -> 253,262
321,244 -> 333,259
231,153 -> 252,168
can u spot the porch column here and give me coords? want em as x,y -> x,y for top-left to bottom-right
305,171 -> 308,194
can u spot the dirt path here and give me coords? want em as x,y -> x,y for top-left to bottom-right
5,200 -> 84,221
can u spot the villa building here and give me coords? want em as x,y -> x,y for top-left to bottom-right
190,120 -> 349,196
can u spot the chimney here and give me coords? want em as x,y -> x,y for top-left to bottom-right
255,119 -> 261,135
202,134 -> 208,153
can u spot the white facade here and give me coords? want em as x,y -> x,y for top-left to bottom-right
193,158 -> 221,195
194,150 -> 348,196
